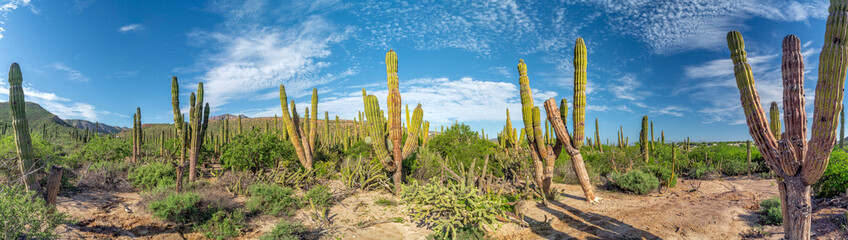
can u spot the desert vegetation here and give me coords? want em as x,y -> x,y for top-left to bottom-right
3,2 -> 848,240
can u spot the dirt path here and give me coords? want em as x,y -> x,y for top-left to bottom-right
493,177 -> 846,240
54,190 -> 198,240
54,178 -> 846,239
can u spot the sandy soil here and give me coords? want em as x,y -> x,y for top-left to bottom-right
55,177 -> 846,240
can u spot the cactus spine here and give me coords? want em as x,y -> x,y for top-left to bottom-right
640,115 -> 650,163
8,63 -> 38,193
727,11 -> 848,237
362,50 -> 424,194
279,85 -> 315,170
769,101 -> 782,140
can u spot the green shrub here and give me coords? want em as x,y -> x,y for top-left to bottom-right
246,183 -> 301,216
759,197 -> 782,225
427,227 -> 489,240
427,123 -> 497,169
260,220 -> 308,240
305,185 -> 333,208
128,162 -> 175,190
688,165 -> 716,179
813,150 -> 848,198
68,136 -> 131,164
221,131 -> 297,171
402,179 -> 502,240
149,192 -> 204,224
375,197 -> 397,206
643,164 -> 676,188
199,210 -> 245,240
611,170 -> 659,195
0,186 -> 69,240
719,159 -> 749,176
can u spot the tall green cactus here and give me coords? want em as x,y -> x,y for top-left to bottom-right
188,82 -> 210,182
310,88 -> 318,151
841,107 -> 845,149
727,8 -> 848,237
170,77 -> 188,193
520,39 -> 597,203
279,85 -> 315,170
769,101 -> 781,140
133,107 -> 142,163
594,118 -> 602,152
8,63 -> 38,193
640,115 -> 650,163
362,50 -> 424,194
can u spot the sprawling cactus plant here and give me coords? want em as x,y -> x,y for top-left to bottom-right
727,5 -> 848,236
519,38 -> 597,203
362,50 -> 424,194
278,85 -> 316,170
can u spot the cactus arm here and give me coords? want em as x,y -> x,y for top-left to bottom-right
573,38 -> 587,148
543,99 -> 576,153
386,50 -> 403,173
279,85 -> 313,170
171,77 -> 182,130
364,94 -> 394,171
310,87 -> 318,152
804,3 -> 848,184
770,102 -> 782,140
781,35 -> 808,171
402,104 -> 423,159
727,31 -> 784,176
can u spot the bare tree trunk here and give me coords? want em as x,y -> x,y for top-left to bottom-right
45,165 -> 63,212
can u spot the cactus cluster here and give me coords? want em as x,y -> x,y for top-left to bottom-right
362,50 -> 424,194
518,37 -> 596,203
278,86 -> 317,170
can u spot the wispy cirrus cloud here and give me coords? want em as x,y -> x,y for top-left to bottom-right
188,0 -> 355,108
47,62 -> 89,82
0,0 -> 36,39
118,23 -> 142,33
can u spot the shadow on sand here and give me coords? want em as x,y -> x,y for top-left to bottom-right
522,198 -> 662,240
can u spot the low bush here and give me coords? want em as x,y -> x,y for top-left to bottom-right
375,197 -> 397,206
260,220 -> 308,240
813,150 -> 848,198
128,162 -> 175,190
719,159 -> 749,176
0,186 -> 69,240
688,165 -> 717,180
221,131 -> 297,171
611,170 -> 659,195
76,161 -> 134,191
759,197 -> 782,225
643,164 -> 676,188
199,210 -> 245,240
305,185 -> 333,208
246,183 -> 301,216
149,192 -> 205,224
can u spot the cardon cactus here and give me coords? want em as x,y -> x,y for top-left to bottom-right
170,77 -> 189,192
362,50 -> 424,194
310,88 -> 318,151
641,115 -> 650,162
519,39 -> 597,203
8,63 -> 38,193
188,82 -> 210,182
279,85 -> 315,170
133,108 -> 142,163
770,101 -> 782,140
727,9 -> 848,238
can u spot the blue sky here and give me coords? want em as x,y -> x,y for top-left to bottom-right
0,0 -> 835,142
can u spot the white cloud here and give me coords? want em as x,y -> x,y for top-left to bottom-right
0,81 -> 101,121
609,74 -> 649,102
0,0 -> 35,39
650,105 -> 690,117
118,23 -> 142,33
47,62 -> 89,82
243,77 -> 557,126
189,1 -> 355,108
678,41 -> 820,124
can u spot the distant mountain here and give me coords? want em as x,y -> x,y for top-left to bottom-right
65,119 -> 127,134
210,114 -> 249,121
0,102 -> 73,130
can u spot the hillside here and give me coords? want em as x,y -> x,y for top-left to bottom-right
209,114 -> 249,121
0,102 -> 75,131
65,119 -> 127,134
